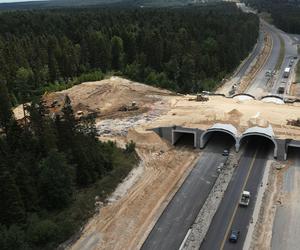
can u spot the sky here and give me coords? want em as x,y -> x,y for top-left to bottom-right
0,0 -> 47,3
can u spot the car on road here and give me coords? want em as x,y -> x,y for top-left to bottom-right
222,149 -> 229,156
229,230 -> 240,243
265,70 -> 271,77
277,86 -> 285,94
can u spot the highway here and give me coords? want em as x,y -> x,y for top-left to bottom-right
231,31 -> 264,85
141,134 -> 235,250
247,19 -> 298,96
246,20 -> 281,96
200,138 -> 272,250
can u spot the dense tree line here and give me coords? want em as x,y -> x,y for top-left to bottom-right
0,3 -> 259,103
0,79 -> 137,249
245,0 -> 300,34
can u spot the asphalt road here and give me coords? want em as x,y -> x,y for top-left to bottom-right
200,138 -> 271,250
246,20 -> 281,96
247,19 -> 298,96
234,31 -> 264,81
141,133 -> 235,250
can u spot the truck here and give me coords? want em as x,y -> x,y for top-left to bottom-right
239,190 -> 250,206
283,67 -> 291,78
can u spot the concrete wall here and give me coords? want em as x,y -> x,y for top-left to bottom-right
276,139 -> 286,160
151,126 -> 300,161
285,139 -> 300,160
171,126 -> 203,148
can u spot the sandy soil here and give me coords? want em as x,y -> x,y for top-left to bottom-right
147,95 -> 300,140
70,139 -> 198,250
289,83 -> 300,97
45,77 -> 173,119
12,77 -> 300,250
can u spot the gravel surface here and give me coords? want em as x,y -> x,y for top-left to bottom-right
182,148 -> 244,250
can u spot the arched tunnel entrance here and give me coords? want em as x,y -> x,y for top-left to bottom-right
238,134 -> 277,159
200,131 -> 238,154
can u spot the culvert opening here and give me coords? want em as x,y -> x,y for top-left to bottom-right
172,130 -> 196,148
286,143 -> 300,160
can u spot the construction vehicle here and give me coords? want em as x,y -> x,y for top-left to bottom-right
239,190 -> 250,206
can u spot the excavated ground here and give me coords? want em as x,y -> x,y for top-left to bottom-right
13,77 -> 300,250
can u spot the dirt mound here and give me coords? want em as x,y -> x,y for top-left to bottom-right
127,129 -> 170,152
248,116 -> 269,128
57,77 -> 173,119
228,109 -> 243,117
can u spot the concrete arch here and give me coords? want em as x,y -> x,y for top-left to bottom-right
232,93 -> 255,100
200,123 -> 239,151
238,126 -> 278,158
260,95 -> 285,104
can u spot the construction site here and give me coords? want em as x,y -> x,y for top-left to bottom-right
16,75 -> 297,250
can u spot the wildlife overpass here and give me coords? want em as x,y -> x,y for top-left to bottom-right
152,123 -> 300,160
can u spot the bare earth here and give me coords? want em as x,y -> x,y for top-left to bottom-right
13,77 -> 300,250
71,144 -> 198,250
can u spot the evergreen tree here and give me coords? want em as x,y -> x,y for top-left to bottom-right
0,79 -> 13,135
0,167 -> 25,226
111,36 -> 124,71
38,150 -> 74,210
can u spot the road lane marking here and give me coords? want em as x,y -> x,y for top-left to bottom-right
220,148 -> 259,250
179,229 -> 191,250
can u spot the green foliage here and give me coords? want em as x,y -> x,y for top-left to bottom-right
0,80 -> 13,134
0,94 -> 137,249
38,150 -> 74,210
245,0 -> 300,34
26,218 -> 59,247
0,4 -> 258,100
0,224 -> 28,250
125,140 -> 136,154
0,168 -> 26,226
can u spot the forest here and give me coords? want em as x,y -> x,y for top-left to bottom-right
245,0 -> 300,34
0,3 -> 259,105
0,3 -> 260,249
0,81 -> 137,249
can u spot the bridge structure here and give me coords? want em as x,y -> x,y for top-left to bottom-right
152,123 -> 300,160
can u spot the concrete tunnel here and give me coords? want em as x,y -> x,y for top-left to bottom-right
285,140 -> 300,160
237,125 -> 278,158
171,127 -> 199,148
200,123 -> 239,151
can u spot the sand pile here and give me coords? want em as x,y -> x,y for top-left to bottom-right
127,129 -> 170,152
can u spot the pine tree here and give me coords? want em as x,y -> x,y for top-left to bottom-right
0,79 -> 13,135
38,150 -> 74,210
111,36 -> 124,71
0,167 -> 26,226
